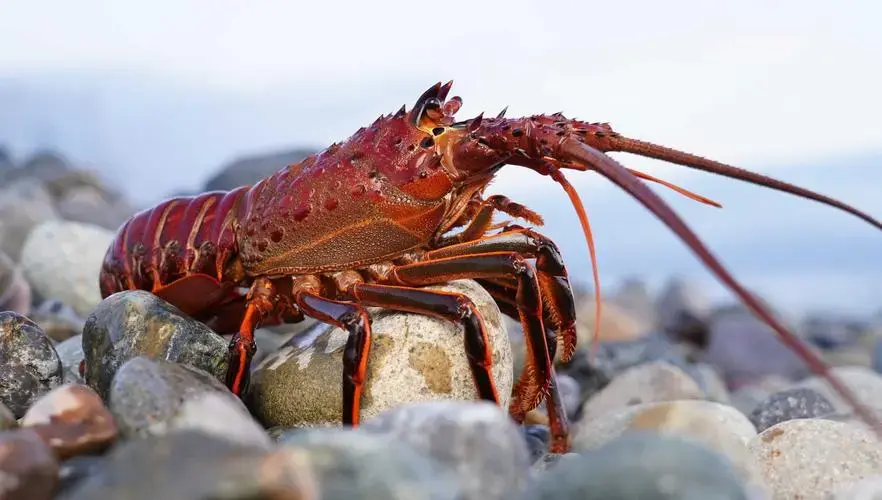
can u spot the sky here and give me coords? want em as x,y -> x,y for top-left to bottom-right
1,1 -> 881,318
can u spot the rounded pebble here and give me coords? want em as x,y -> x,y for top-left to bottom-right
0,312 -> 63,417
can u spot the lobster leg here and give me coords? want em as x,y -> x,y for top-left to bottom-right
436,194 -> 544,247
347,283 -> 502,404
478,278 -> 571,454
294,291 -> 373,426
226,276 -> 275,396
385,252 -> 565,444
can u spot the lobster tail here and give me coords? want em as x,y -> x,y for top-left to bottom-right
602,135 -> 882,230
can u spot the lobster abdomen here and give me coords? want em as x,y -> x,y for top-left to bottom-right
99,187 -> 250,306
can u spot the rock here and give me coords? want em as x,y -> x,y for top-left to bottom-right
792,366 -> 882,420
55,185 -> 134,231
691,362 -> 731,403
16,150 -> 71,184
609,277 -> 657,327
0,177 -> 59,262
204,148 -> 317,191
277,428 -> 461,500
359,401 -> 530,500
579,362 -> 703,422
56,456 -> 105,498
108,357 -> 270,448
0,312 -> 63,417
20,220 -> 114,318
58,430 -> 320,500
575,298 -> 652,344
701,309 -> 814,387
28,300 -> 84,343
0,250 -> 30,316
247,279 -> 512,428
583,330 -> 697,378
526,432 -> 749,499
728,375 -> 793,416
555,373 -> 582,419
0,428 -> 60,500
522,425 -> 550,463
54,334 -> 84,384
21,383 -> 117,459
81,290 -> 228,399
655,277 -> 712,332
832,475 -> 882,499
748,387 -> 837,432
0,403 -> 15,430
748,418 -> 882,499
573,400 -> 763,491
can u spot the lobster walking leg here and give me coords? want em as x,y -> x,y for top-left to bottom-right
389,253 -> 551,411
479,278 -> 572,453
429,226 -> 578,362
348,283 -> 501,404
294,291 -> 373,426
227,277 -> 275,395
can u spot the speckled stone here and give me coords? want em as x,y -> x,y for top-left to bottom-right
247,279 -> 512,428
748,418 -> 882,499
0,312 -> 63,417
748,387 -> 836,432
81,290 -> 228,399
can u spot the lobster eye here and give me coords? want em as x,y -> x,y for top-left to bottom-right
431,127 -> 445,136
420,136 -> 435,148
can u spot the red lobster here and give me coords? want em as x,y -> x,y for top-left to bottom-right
98,81 -> 882,453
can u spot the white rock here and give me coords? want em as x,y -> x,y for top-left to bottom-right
20,220 -> 114,318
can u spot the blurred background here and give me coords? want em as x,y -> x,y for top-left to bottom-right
1,0 -> 880,322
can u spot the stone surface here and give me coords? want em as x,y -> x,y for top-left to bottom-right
792,366 -> 882,420
0,250 -> 30,316
748,387 -> 836,432
0,428 -> 60,500
359,401 -> 530,500
204,147 -> 317,191
21,383 -> 117,459
748,418 -> 882,499
81,290 -> 228,399
277,428 -> 462,500
573,399 -> 763,492
0,312 -> 63,417
53,334 -> 85,384
58,430 -> 321,500
579,362 -> 704,421
526,432 -> 749,499
0,177 -> 59,262
247,279 -> 512,427
20,220 -> 114,318
108,357 -> 270,448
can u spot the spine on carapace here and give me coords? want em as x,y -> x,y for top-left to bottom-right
98,186 -> 250,297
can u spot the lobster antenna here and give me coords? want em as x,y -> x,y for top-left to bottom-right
607,136 -> 882,230
626,168 -> 722,208
559,135 -> 882,438
545,165 -> 603,361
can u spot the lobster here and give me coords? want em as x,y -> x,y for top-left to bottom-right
97,81 -> 882,453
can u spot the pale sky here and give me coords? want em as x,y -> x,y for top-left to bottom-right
2,1 -> 881,316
